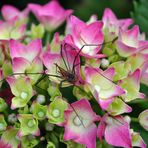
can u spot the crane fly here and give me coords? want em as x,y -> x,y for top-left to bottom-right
0,37 -> 118,128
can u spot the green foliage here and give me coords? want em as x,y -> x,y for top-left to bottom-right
131,0 -> 148,37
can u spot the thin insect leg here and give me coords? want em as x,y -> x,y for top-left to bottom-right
72,37 -> 118,72
0,72 -> 62,85
72,45 -> 84,73
34,83 -> 48,93
60,44 -> 70,71
59,79 -> 67,89
111,116 -> 124,125
70,103 -> 85,128
63,43 -> 71,71
86,63 -> 118,86
72,62 -> 80,74
59,80 -> 85,128
55,63 -> 59,75
35,74 -> 47,86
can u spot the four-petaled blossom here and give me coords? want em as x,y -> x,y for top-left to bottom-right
97,114 -> 132,148
63,99 -> 100,148
1,5 -> 29,25
65,15 -> 105,58
28,1 -> 73,32
116,25 -> 148,57
107,97 -> 132,116
0,19 -> 26,40
85,66 -> 125,109
9,39 -> 43,84
102,8 -> 133,37
17,114 -> 40,137
118,69 -> 145,102
6,76 -> 34,109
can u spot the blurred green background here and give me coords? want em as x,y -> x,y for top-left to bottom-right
0,0 -> 148,147
0,0 -> 148,36
0,0 -> 133,19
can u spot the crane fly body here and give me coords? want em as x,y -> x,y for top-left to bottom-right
54,63 -> 78,84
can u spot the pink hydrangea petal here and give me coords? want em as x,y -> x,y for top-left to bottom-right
105,116 -> 132,148
12,57 -> 30,73
42,52 -> 61,74
102,8 -> 133,30
98,97 -> 114,110
65,16 -> 105,58
97,117 -> 106,141
131,131 -> 146,148
61,42 -> 81,73
28,4 -> 41,18
0,139 -> 11,148
123,25 -> 139,40
64,123 -> 97,148
130,69 -> 141,86
85,66 -> 125,99
141,62 -> 148,85
118,18 -> 133,30
103,68 -> 115,80
1,5 -> 19,21
28,1 -> 73,31
80,21 -> 104,44
63,99 -> 98,148
98,98 -> 114,110
1,5 -> 29,21
9,39 -> 42,62
117,41 -> 137,57
70,99 -> 99,121
102,8 -> 117,22
67,15 -> 86,34
107,98 -> 132,116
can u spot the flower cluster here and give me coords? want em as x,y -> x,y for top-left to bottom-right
0,1 -> 148,148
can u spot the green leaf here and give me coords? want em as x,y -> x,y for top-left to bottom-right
131,0 -> 148,37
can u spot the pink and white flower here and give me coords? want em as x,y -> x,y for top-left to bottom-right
28,1 -> 73,32
65,15 -> 105,58
141,61 -> 148,85
9,39 -> 43,83
97,115 -> 132,148
63,99 -> 99,148
102,8 -> 133,37
1,5 -> 29,24
116,25 -> 148,57
107,97 -> 132,116
0,19 -> 26,40
84,66 -> 125,108
118,69 -> 145,102
6,76 -> 34,109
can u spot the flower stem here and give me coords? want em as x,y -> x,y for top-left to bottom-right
46,32 -> 51,45
131,117 -> 139,123
128,99 -> 148,104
